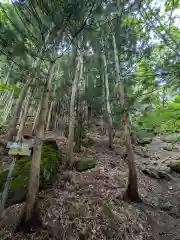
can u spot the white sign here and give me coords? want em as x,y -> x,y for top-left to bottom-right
7,141 -> 32,156
6,142 -> 32,149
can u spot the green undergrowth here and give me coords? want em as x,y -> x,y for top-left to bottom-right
0,81 -> 20,97
0,144 -> 61,206
136,100 -> 180,135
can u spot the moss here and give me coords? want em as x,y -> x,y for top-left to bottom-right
40,145 -> 60,186
0,169 -> 9,192
169,160 -> 180,173
78,231 -> 90,240
81,137 -> 94,147
0,143 -> 61,206
75,156 -> 96,172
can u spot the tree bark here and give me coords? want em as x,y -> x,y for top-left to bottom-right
46,101 -> 54,131
0,157 -> 16,218
46,85 -> 56,131
25,62 -> 55,221
6,76 -> 32,141
2,92 -> 14,124
101,48 -> 113,149
67,43 -> 82,168
31,95 -> 43,135
74,99 -> 84,152
16,94 -> 31,142
112,34 -> 140,202
74,47 -> 84,153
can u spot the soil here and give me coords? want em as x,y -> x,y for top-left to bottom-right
1,133 -> 180,240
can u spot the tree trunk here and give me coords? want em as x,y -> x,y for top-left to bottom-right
67,43 -> 82,168
100,115 -> 106,135
122,112 -> 140,201
16,94 -> 31,142
54,112 -> 58,131
2,92 -> 14,123
87,105 -> 92,127
6,76 -> 32,141
74,99 -> 84,152
112,34 -> 140,202
46,101 -> 54,131
74,48 -> 84,153
31,95 -> 43,135
0,157 -> 16,218
46,85 -> 56,131
101,48 -> 113,149
25,62 -> 55,221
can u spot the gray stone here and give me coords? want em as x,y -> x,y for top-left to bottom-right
169,160 -> 180,173
142,167 -> 160,179
163,144 -> 173,151
157,167 -> 171,180
75,156 -> 96,172
160,201 -> 173,211
138,137 -> 152,145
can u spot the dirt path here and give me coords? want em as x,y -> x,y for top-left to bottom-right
2,134 -> 180,239
36,135 -> 180,240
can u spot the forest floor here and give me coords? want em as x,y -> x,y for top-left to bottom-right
1,133 -> 180,240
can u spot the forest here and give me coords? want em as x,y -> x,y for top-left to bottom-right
0,0 -> 180,239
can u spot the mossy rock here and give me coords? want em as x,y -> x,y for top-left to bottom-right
137,137 -> 152,145
75,156 -> 96,172
0,143 -> 61,206
142,167 -> 160,179
157,167 -> 171,180
160,201 -> 173,211
163,144 -> 173,151
169,160 -> 180,173
81,137 -> 94,147
78,230 -> 90,240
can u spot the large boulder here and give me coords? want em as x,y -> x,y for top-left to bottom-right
75,156 -> 96,172
169,160 -> 180,173
0,141 -> 61,206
